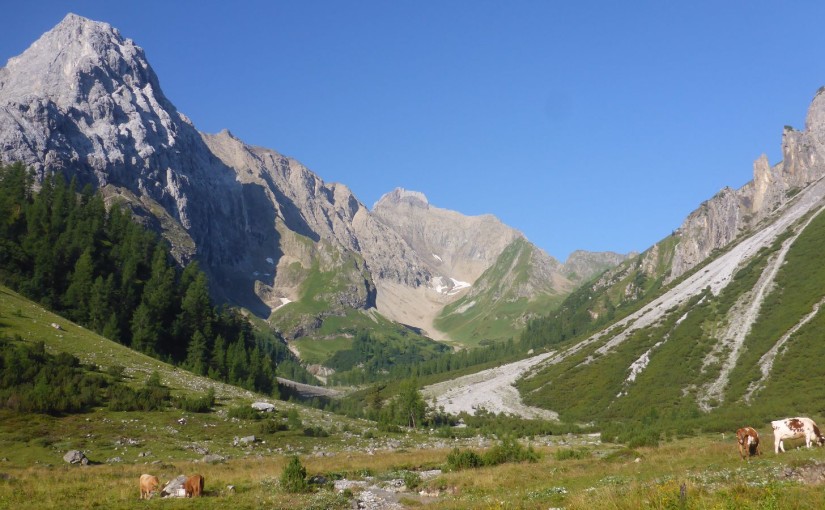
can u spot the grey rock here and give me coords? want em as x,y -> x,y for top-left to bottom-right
62,450 -> 87,465
250,402 -> 276,412
161,475 -> 187,498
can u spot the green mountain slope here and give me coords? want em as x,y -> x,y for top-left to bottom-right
434,238 -> 568,346
517,200 -> 825,438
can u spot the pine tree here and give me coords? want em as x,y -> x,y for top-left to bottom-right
185,330 -> 209,376
88,274 -> 115,334
174,269 -> 212,358
209,335 -> 227,380
227,338 -> 249,386
64,247 -> 95,322
130,246 -> 176,356
396,378 -> 427,429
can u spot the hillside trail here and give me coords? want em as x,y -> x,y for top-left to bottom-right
424,176 -> 825,419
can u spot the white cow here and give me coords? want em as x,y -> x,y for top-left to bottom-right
771,417 -> 825,453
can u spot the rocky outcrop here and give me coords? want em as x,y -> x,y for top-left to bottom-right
669,88 -> 825,281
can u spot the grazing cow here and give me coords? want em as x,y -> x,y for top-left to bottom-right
771,417 -> 825,453
139,474 -> 160,500
736,427 -> 761,459
184,474 -> 204,498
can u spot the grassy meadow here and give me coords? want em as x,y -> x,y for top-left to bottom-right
2,427 -> 825,509
5,264 -> 825,508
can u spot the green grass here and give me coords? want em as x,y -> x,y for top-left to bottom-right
3,430 -> 825,509
291,336 -> 353,365
435,239 -> 566,346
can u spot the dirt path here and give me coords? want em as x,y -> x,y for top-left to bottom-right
422,352 -> 558,419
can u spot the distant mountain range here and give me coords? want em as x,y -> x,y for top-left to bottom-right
0,14 -> 626,346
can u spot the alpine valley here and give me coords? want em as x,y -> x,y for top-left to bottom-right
7,12 -> 825,510
4,12 -> 825,451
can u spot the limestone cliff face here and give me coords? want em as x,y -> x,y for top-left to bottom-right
669,88 -> 825,280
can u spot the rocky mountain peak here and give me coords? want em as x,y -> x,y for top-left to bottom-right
804,85 -> 825,139
1,13 -> 160,109
374,188 -> 429,210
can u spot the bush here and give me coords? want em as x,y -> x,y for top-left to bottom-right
107,373 -> 170,411
482,436 -> 540,466
287,408 -> 303,430
303,426 -> 329,437
176,388 -> 215,413
627,430 -> 661,448
445,447 -> 483,471
259,419 -> 288,435
280,456 -> 308,493
107,364 -> 126,381
403,471 -> 422,490
228,404 -> 262,420
555,448 -> 590,461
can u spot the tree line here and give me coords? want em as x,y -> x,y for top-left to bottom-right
0,162 -> 284,395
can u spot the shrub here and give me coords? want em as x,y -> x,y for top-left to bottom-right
280,456 -> 308,493
176,388 -> 215,413
106,364 -> 126,381
403,471 -> 422,490
555,448 -> 590,461
228,404 -> 261,420
259,419 -> 288,434
107,373 -> 170,411
626,429 -> 661,448
303,426 -> 329,437
445,447 -> 483,471
287,408 -> 303,430
482,436 -> 540,466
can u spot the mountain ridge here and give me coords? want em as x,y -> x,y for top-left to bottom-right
0,14 -> 625,346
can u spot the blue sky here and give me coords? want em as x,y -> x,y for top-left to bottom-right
3,2 -> 825,260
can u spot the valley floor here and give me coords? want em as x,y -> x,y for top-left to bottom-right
2,424 -> 825,509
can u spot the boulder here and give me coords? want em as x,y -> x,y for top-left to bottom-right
63,450 -> 88,465
251,402 -> 276,412
161,475 -> 188,498
234,435 -> 256,446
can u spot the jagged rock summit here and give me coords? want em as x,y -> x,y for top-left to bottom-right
669,86 -> 825,280
0,14 -> 626,343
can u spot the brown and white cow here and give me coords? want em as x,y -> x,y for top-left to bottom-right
771,417 -> 825,453
736,426 -> 761,459
184,474 -> 204,498
139,473 -> 160,499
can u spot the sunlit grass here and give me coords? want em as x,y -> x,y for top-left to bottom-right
3,430 -> 825,509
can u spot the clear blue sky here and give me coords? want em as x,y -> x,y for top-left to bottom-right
3,2 -> 825,261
